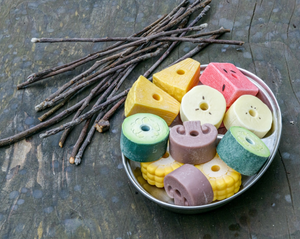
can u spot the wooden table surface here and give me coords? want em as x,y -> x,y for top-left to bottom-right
0,0 -> 299,238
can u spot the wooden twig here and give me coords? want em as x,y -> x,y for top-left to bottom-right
18,14 -> 168,89
147,28 -> 227,82
107,64 -> 137,99
0,79 -> 113,147
95,97 -> 126,133
158,0 -> 211,33
31,25 -> 208,44
38,91 -> 75,121
144,5 -> 211,78
34,42 -> 162,111
69,118 -> 91,164
187,28 -> 231,38
58,75 -> 113,148
19,10 -> 205,90
74,104 -> 111,165
39,89 -> 130,139
35,46 -> 166,112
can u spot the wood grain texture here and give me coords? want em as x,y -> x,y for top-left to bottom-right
0,0 -> 299,238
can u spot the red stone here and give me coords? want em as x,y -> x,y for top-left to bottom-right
199,63 -> 259,107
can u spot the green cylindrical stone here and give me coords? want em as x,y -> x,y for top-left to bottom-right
217,126 -> 270,176
120,113 -> 169,162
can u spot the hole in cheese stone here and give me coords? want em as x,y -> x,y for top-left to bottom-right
152,93 -> 161,101
140,125 -> 150,131
162,152 -> 170,158
175,189 -> 181,197
249,109 -> 257,117
190,131 -> 199,137
200,102 -> 209,111
176,69 -> 185,75
245,137 -> 255,145
184,197 -> 189,206
211,165 -> 220,172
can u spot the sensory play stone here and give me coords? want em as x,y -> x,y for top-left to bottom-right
180,85 -> 226,129
141,149 -> 183,188
164,164 -> 214,206
217,126 -> 270,176
199,62 -> 259,107
195,154 -> 242,201
124,75 -> 180,126
120,113 -> 169,162
169,121 -> 218,164
153,58 -> 200,102
223,94 -> 273,138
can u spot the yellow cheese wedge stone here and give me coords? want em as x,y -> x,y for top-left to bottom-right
125,75 -> 180,126
153,58 -> 200,102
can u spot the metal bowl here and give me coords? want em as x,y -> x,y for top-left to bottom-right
122,64 -> 282,214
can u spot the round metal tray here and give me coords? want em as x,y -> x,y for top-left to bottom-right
122,64 -> 282,214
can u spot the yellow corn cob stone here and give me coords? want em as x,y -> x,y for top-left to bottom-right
124,75 -> 180,126
153,58 -> 200,102
141,152 -> 183,188
195,153 -> 242,201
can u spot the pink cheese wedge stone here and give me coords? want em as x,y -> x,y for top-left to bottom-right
199,63 -> 259,107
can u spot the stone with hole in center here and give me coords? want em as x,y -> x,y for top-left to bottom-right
164,164 -> 214,206
124,75 -> 180,126
153,58 -> 200,102
217,126 -> 270,176
169,121 -> 218,164
120,113 -> 169,162
180,85 -> 226,129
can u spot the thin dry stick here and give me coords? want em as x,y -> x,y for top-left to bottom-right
18,14 -> 168,89
41,60 -> 113,104
34,42 -> 163,111
155,36 -> 243,45
107,64 -> 137,99
69,118 -> 91,164
31,25 -> 208,44
95,97 -> 126,133
39,89 -> 130,138
0,80 -> 114,147
58,75 -> 112,147
158,0 -> 211,33
147,0 -> 189,34
147,28 -> 228,81
144,5 -> 211,78
173,32 -> 226,64
186,28 -> 230,38
71,72 -> 129,163
74,112 -> 104,165
58,67 -> 126,148
36,46 -> 166,112
38,91 -> 75,121
20,14 -> 204,90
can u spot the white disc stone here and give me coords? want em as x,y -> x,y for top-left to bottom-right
180,85 -> 226,129
223,94 -> 272,138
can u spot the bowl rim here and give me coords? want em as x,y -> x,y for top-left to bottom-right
122,64 -> 282,213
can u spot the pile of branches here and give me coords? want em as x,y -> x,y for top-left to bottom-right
0,0 -> 244,165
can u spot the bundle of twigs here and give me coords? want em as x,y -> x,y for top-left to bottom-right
0,0 -> 244,165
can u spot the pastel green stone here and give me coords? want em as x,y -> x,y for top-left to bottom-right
217,126 -> 270,176
120,113 -> 169,162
